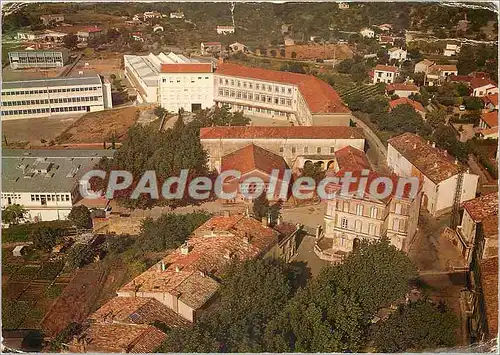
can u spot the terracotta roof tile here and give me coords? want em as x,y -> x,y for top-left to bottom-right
160,63 -> 212,73
481,111 -> 498,128
389,97 -> 425,113
482,93 -> 498,106
386,83 -> 419,92
221,144 -> 288,179
470,77 -> 497,90
480,257 -> 498,337
334,145 -> 371,171
432,64 -> 457,72
482,214 -> 498,240
215,63 -> 350,114
388,133 -> 462,183
374,64 -> 398,73
463,192 -> 498,222
199,126 -> 364,140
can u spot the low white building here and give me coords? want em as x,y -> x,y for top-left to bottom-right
170,11 -> 185,19
338,2 -> 349,9
360,27 -> 375,38
229,42 -> 247,53
8,50 -> 68,69
373,64 -> 398,84
385,83 -> 419,98
470,78 -> 498,97
1,75 -> 112,120
143,11 -> 162,19
217,25 -> 235,35
388,47 -> 407,61
2,149 -> 115,222
387,133 -> 478,216
426,64 -> 458,86
414,59 -> 435,74
443,43 -> 460,57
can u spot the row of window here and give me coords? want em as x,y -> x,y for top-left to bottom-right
279,146 -> 336,155
2,193 -> 21,199
161,76 -> 210,84
218,89 -> 293,107
2,96 -> 101,107
11,57 -> 63,63
218,77 -> 293,95
339,217 -> 406,234
2,106 -> 90,116
2,86 -> 100,96
337,201 -> 379,218
31,193 -> 71,202
222,103 -> 289,117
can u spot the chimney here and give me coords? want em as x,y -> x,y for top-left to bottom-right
180,242 -> 190,255
199,270 -> 205,277
455,158 -> 459,165
224,249 -> 232,259
262,216 -> 268,227
413,143 -> 417,149
277,214 -> 283,226
175,266 -> 181,272
432,142 -> 436,148
243,233 -> 251,244
443,149 -> 447,156
426,140 -> 430,145
159,260 -> 166,271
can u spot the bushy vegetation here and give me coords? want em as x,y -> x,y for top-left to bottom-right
3,220 -> 72,244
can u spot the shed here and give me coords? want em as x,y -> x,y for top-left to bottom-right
13,245 -> 26,257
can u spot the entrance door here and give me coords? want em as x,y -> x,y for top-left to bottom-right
191,103 -> 202,112
421,194 -> 428,211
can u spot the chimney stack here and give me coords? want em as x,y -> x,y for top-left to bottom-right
277,214 -> 283,226
224,249 -> 232,259
180,242 -> 190,255
432,142 -> 436,148
175,266 -> 181,272
243,233 -> 251,244
455,158 -> 459,165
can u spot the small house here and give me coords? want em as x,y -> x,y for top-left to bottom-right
13,245 -> 27,257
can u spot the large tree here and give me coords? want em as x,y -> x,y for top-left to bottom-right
67,205 -> 92,229
2,204 -> 27,225
63,33 -> 78,49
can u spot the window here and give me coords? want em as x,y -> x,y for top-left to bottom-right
368,223 -> 376,235
268,86 -> 272,92
248,93 -> 253,100
66,194 -> 70,201
316,147 -> 321,154
225,79 -> 229,85
279,147 -> 284,153
287,88 -> 292,94
230,90 -> 235,97
256,84 -> 260,90
274,98 -> 279,104
280,98 -> 285,105
243,82 -> 247,88
231,80 -> 234,86
286,99 -> 292,106
355,220 -> 362,232
356,204 -> 363,216
370,207 -> 378,218
249,83 -> 253,89
281,87 -> 285,93
261,95 -> 266,102
291,147 -> 296,153
237,91 -> 242,99
392,218 -> 400,231
218,89 -> 223,95
304,146 -> 308,154
395,203 -> 402,214
330,147 -> 335,154
341,217 -> 348,229
343,201 -> 349,212
237,81 -> 241,87
275,86 -> 279,92
31,194 -> 35,201
267,96 -> 272,103
219,78 -> 223,84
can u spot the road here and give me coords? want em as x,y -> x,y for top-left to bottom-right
350,114 -> 389,173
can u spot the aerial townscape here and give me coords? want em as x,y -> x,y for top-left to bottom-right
1,2 -> 499,353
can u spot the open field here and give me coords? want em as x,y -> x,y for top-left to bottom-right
284,44 -> 353,61
2,65 -> 66,81
67,55 -> 123,79
54,106 -> 140,144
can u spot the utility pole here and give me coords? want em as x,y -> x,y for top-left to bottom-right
229,2 -> 235,28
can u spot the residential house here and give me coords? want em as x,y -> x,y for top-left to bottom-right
217,25 -> 235,35
213,62 -> 354,126
377,23 -> 393,32
360,27 -> 375,38
200,126 -> 365,171
387,133 -> 478,216
426,64 -> 458,86
443,43 -> 460,57
218,144 -> 289,202
482,93 -> 498,111
388,47 -> 407,61
389,97 -> 426,119
284,36 -> 295,46
229,42 -> 247,53
414,59 -> 435,74
478,111 -> 498,139
470,78 -> 498,97
77,27 -> 103,42
143,11 -> 162,19
40,14 -> 64,26
170,11 -> 185,19
16,30 -> 43,41
373,64 -> 398,84
116,213 -> 301,323
338,2 -> 349,9
200,41 -> 223,56
281,24 -> 292,35
386,83 -> 419,98
378,35 -> 396,46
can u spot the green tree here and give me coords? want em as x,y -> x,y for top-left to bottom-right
32,226 -> 66,251
373,300 -> 458,352
252,193 -> 270,221
63,33 -> 78,49
426,108 -> 447,129
301,162 -> 326,183
432,124 -> 469,162
2,204 -> 27,225
463,97 -> 483,111
66,244 -> 93,270
154,106 -> 167,118
67,205 -> 92,229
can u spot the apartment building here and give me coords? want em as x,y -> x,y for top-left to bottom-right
8,50 -> 68,69
1,75 -> 112,120
1,149 -> 115,222
200,126 -> 365,171
387,133 -> 478,216
373,65 -> 398,84
214,62 -> 353,126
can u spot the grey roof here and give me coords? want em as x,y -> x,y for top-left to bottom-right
2,75 -> 102,90
2,149 -> 115,193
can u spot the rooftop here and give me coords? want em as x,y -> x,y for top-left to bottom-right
160,63 -> 212,73
388,133 -> 462,183
480,257 -> 498,337
386,83 -> 419,92
470,77 -> 497,90
481,111 -> 498,128
215,62 -> 350,114
200,126 -> 364,140
71,323 -> 166,353
463,192 -> 498,222
119,214 -> 279,310
482,93 -> 498,106
334,145 -> 371,171
389,97 -> 425,113
374,64 -> 398,73
221,144 -> 288,179
2,149 -> 115,193
2,75 -> 102,90
88,297 -> 189,328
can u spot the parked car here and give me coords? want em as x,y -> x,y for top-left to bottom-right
459,105 -> 466,111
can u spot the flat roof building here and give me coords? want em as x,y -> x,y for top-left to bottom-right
1,75 -> 112,120
1,149 -> 115,222
8,50 -> 68,69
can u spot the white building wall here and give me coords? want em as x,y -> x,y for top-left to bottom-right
1,191 -> 73,222
123,56 -> 158,103
373,70 -> 396,84
158,72 -> 214,112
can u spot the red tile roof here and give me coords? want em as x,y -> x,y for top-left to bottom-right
119,214 -> 279,309
481,111 -> 498,128
463,192 -> 498,222
334,145 -> 371,171
221,144 -> 288,179
85,27 -> 102,33
161,63 -> 213,73
199,126 -> 364,140
469,71 -> 490,79
374,64 -> 398,73
202,41 -> 222,45
215,62 -> 350,114
389,97 -> 425,113
448,75 -> 472,84
480,257 -> 498,337
388,133 -> 462,183
470,77 -> 497,90
482,93 -> 498,106
386,83 -> 419,93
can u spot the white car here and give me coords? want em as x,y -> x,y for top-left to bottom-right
459,105 -> 466,111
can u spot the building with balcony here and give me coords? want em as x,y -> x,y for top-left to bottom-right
1,149 -> 115,222
214,62 -> 353,126
373,65 -> 398,84
387,133 -> 478,216
8,50 -> 68,69
200,126 -> 365,171
1,75 -> 112,120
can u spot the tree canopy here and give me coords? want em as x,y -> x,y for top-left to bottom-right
2,204 -> 27,225
68,206 -> 92,229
